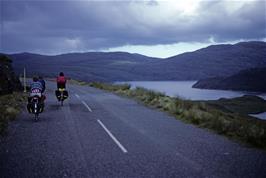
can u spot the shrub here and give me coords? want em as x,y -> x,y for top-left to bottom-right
0,92 -> 26,135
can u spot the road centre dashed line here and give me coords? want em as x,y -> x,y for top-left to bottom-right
82,101 -> 92,112
75,91 -> 127,153
75,93 -> 80,99
75,93 -> 92,112
97,119 -> 128,153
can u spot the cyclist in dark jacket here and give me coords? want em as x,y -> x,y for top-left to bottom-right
27,76 -> 45,113
38,76 -> 46,93
29,76 -> 43,96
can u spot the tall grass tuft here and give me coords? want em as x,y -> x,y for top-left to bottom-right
0,92 -> 26,135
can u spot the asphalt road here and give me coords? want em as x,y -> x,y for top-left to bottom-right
1,81 -> 266,178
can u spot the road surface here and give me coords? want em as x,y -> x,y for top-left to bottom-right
1,81 -> 266,178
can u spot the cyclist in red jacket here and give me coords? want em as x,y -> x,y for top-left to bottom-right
55,72 -> 68,102
56,72 -> 67,89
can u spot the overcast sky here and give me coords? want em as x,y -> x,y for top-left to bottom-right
0,0 -> 265,57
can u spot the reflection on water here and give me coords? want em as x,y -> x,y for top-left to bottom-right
250,112 -> 266,120
120,81 -> 266,101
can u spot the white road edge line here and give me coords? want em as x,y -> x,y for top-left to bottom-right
82,101 -> 92,112
97,119 -> 128,153
75,93 -> 80,99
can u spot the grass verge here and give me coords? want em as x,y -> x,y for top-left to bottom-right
0,92 -> 26,135
88,82 -> 266,150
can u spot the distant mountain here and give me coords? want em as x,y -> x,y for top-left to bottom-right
10,52 -> 160,81
7,41 -> 266,82
135,41 -> 266,80
193,67 -> 266,92
0,54 -> 22,95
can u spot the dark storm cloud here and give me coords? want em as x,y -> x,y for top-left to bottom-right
193,0 -> 266,42
0,0 -> 265,54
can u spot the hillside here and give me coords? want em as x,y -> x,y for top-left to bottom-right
0,54 -> 22,95
8,41 -> 266,82
10,52 -> 159,82
135,41 -> 266,80
193,67 -> 266,92
206,95 -> 266,115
